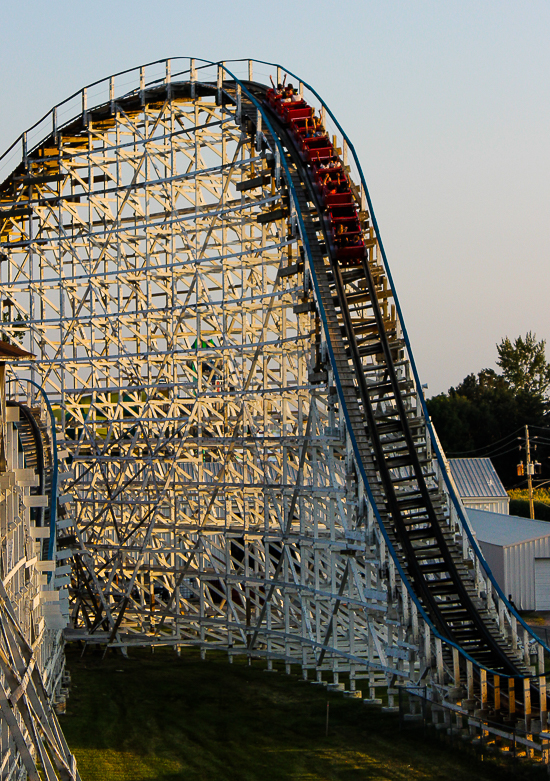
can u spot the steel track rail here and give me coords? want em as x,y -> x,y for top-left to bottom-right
238,83 -> 527,677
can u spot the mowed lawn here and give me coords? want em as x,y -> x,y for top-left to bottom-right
61,646 -> 537,781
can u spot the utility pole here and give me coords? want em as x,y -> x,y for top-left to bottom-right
525,425 -> 535,520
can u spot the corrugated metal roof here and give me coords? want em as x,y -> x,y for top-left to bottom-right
467,507 -> 550,547
448,457 -> 508,499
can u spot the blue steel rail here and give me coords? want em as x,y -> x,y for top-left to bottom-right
214,63 -> 546,680
0,57 -> 546,680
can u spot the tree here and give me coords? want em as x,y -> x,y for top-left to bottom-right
426,335 -> 550,488
496,332 -> 550,400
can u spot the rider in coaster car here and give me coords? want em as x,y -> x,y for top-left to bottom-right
313,118 -> 325,136
269,76 -> 285,98
282,84 -> 301,103
322,173 -> 338,194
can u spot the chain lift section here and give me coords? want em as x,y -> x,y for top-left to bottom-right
0,60 -> 547,732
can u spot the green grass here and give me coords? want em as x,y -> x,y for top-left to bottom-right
61,645 -> 540,781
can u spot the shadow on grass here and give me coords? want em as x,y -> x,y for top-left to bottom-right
61,646 -> 544,781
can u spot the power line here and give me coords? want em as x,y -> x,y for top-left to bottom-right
446,428 -> 523,456
447,443 -> 521,460
530,424 -> 550,433
482,443 -> 526,460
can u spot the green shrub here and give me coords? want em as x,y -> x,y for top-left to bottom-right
509,489 -> 550,521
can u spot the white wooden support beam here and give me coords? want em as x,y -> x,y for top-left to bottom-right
524,628 -> 530,667
435,636 -> 444,685
217,63 -> 224,105
511,614 -> 518,650
190,58 -> 196,98
274,146 -> 280,187
256,109 -> 262,152
423,623 -> 431,667
467,660 -> 474,702
166,59 -> 172,100
140,68 -> 145,106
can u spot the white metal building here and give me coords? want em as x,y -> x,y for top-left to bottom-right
468,508 -> 550,611
449,457 -> 509,514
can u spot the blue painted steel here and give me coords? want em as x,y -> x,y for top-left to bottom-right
5,56 -> 544,673
243,58 -> 549,662
218,61 -> 546,675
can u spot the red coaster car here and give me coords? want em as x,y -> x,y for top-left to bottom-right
336,239 -> 366,264
328,204 -> 359,223
279,101 -> 310,123
325,192 -> 354,207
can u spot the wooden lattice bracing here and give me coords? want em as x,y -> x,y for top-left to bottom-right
0,77 -> 422,692
1,62 -> 544,722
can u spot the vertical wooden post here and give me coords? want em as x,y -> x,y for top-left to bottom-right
452,647 -> 460,687
274,147 -> 280,188
139,67 -> 145,106
467,660 -> 474,702
493,675 -> 500,713
524,677 -> 531,732
248,60 -> 253,82
217,63 -> 224,105
424,624 -> 432,668
435,637 -> 444,685
540,675 -> 548,730
508,678 -> 515,719
480,667 -> 487,712
165,59 -> 172,100
190,58 -> 196,98
256,109 -> 262,152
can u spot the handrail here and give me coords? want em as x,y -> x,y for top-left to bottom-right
1,56 -> 545,675
240,58 -> 549,661
215,65 -> 528,679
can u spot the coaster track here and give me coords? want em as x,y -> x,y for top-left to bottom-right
0,59 -> 548,734
245,83 -> 526,676
0,394 -> 79,779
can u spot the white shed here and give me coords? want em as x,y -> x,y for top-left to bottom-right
448,457 -> 509,514
467,508 -> 550,611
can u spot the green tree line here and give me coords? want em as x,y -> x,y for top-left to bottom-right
426,333 -> 550,489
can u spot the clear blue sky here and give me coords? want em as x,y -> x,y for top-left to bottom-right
2,0 -> 549,394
